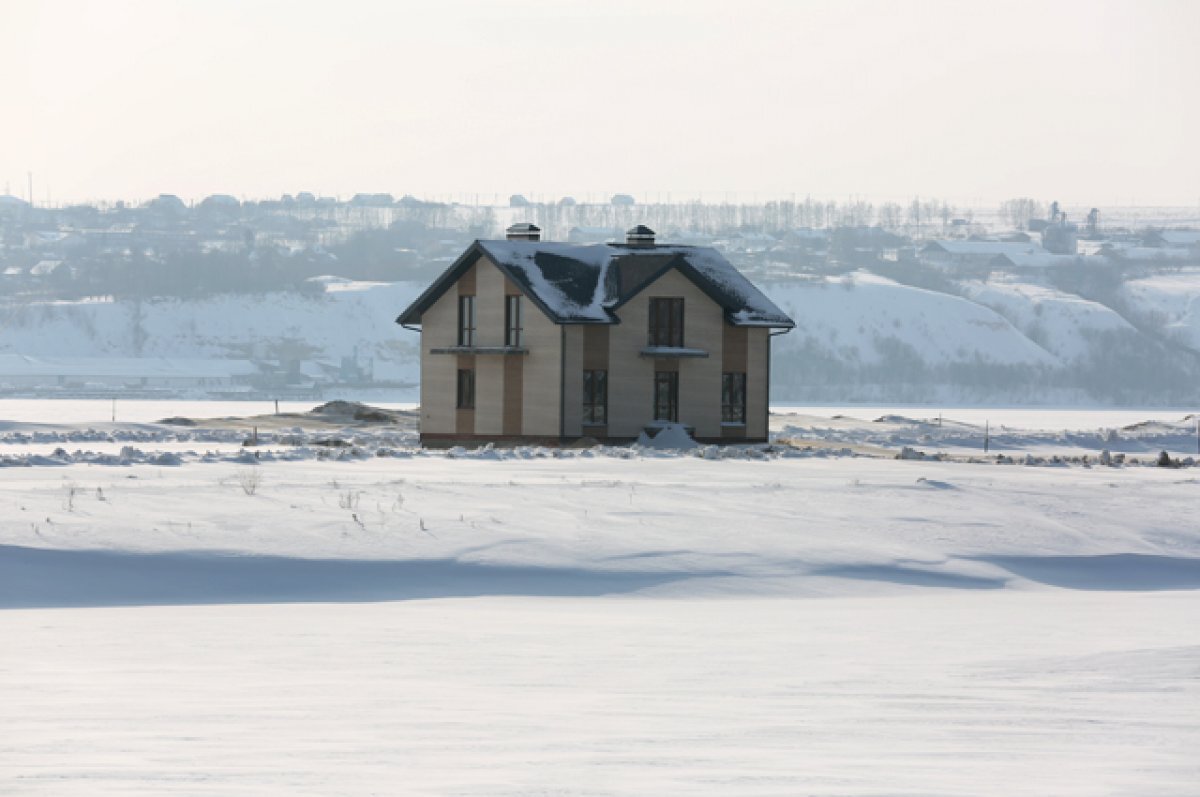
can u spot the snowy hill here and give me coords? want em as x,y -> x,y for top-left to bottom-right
959,279 -> 1135,362
1120,268 -> 1200,352
0,267 -> 1197,403
768,272 -> 1058,367
0,281 -> 425,385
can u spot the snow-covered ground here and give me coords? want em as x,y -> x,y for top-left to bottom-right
2,402 -> 1199,795
5,264 -> 1200,405
768,273 -> 1058,367
1121,267 -> 1200,352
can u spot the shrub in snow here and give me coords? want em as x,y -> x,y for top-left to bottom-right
236,468 -> 262,495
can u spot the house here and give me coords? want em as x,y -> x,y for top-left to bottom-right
1143,230 -> 1200,251
921,240 -> 1045,271
989,252 -> 1086,273
396,224 -> 795,446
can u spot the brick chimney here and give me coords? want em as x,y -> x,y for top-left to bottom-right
506,223 -> 541,241
625,224 -> 655,247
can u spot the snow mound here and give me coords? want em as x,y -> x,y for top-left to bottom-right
636,423 -> 699,450
308,401 -> 402,423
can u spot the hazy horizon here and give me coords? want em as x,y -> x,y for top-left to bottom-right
4,0 -> 1199,206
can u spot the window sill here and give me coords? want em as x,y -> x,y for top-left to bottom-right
431,346 -> 528,355
639,346 -> 709,358
721,421 -> 747,428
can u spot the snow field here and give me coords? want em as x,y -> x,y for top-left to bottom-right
3,592 -> 1198,795
2,404 -> 1199,795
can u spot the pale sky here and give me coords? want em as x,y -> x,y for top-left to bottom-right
3,0 -> 1198,206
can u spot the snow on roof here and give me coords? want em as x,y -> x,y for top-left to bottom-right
1103,245 -> 1193,262
991,253 -> 1084,269
398,240 -> 794,328
479,240 -> 794,327
30,260 -> 64,276
1157,231 -> 1200,247
923,240 -> 1043,257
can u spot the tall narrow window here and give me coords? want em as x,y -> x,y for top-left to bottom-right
456,368 -> 475,409
505,295 -> 523,347
653,371 -> 679,422
648,298 -> 684,347
458,295 -> 476,347
722,372 -> 746,424
583,369 -> 607,425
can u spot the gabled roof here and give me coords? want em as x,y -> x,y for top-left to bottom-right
396,240 -> 794,328
922,240 -> 1043,257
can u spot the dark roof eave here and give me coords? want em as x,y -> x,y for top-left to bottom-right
395,241 -> 571,327
394,241 -> 487,326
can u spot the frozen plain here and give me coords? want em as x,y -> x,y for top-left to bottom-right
2,402 -> 1199,795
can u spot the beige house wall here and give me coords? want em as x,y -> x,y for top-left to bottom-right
746,327 -> 769,439
606,288 -> 656,438
473,261 -> 506,435
605,268 -> 726,438
418,257 -> 774,443
519,297 -> 562,437
561,325 -> 584,437
418,264 -> 469,436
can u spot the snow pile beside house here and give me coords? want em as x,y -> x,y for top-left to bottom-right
635,422 -> 699,450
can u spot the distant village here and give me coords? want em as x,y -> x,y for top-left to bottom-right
1,191 -> 1198,399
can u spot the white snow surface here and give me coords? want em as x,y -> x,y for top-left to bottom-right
768,272 -> 1059,366
0,267 -> 1195,398
0,282 -> 426,383
2,402 -> 1199,794
1120,267 -> 1200,352
960,278 -> 1135,361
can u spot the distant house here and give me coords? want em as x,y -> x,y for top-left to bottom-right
921,240 -> 1044,270
1099,243 -> 1193,263
567,226 -> 620,244
29,259 -> 65,277
989,252 -> 1085,273
396,224 -> 794,446
1143,230 -> 1200,251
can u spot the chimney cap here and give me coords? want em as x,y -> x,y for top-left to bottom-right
625,224 -> 656,246
505,222 -> 541,241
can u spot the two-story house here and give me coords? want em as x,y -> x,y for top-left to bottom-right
396,224 -> 794,446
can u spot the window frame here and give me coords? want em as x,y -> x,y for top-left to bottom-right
653,371 -> 679,422
456,368 -> 475,409
582,369 -> 608,425
721,371 -> 747,424
648,297 -> 685,348
458,295 -> 476,347
505,294 -> 523,347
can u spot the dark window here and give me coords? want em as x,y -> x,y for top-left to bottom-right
583,369 -> 607,425
458,295 -> 476,346
722,372 -> 746,424
505,295 -> 523,347
653,371 -> 679,422
648,298 -> 684,347
456,369 -> 475,409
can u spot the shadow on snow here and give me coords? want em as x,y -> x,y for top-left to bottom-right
975,553 -> 1200,591
0,545 -> 709,609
